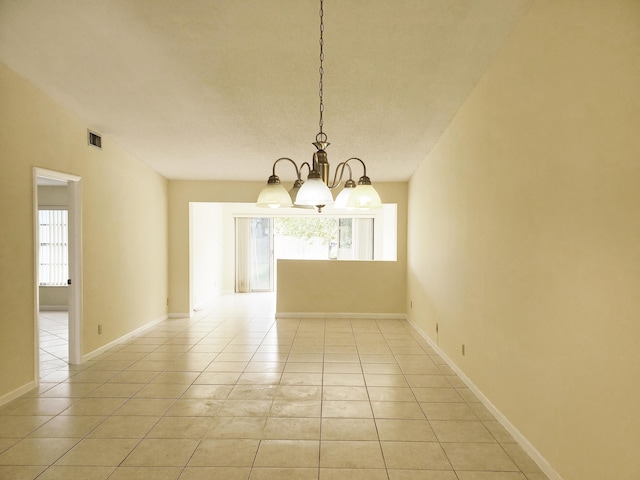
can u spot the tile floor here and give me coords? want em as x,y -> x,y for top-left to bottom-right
39,312 -> 69,379
1,293 -> 549,480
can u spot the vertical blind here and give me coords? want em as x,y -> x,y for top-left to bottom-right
39,209 -> 69,286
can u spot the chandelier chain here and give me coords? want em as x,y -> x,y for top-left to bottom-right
317,0 -> 327,143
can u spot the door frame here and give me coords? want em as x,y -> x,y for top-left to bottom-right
33,167 -> 83,381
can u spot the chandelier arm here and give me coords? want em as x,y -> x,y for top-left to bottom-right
272,157 -> 302,180
327,161 -> 352,189
344,157 -> 368,178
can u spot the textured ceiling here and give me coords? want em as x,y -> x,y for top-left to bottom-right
0,0 -> 531,182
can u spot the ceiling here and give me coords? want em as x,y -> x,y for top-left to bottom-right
0,0 -> 531,182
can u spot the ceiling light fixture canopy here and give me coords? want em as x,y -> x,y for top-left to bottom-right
257,0 -> 381,213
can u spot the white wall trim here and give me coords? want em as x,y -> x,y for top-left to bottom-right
39,305 -> 68,312
82,314 -> 169,362
169,312 -> 191,319
406,315 -> 563,480
0,381 -> 37,408
276,312 -> 406,320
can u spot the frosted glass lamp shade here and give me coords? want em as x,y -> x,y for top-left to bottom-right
346,184 -> 382,209
295,177 -> 334,206
334,185 -> 354,209
257,182 -> 293,208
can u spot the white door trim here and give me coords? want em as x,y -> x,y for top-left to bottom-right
33,168 -> 83,384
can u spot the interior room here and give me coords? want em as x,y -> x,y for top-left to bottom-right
0,1 -> 638,480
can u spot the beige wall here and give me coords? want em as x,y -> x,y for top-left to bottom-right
168,180 -> 407,315
277,260 -> 405,316
0,63 -> 168,400
406,1 -> 640,479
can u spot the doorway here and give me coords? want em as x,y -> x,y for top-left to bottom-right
33,168 -> 82,382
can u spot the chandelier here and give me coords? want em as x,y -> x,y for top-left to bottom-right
256,0 -> 381,213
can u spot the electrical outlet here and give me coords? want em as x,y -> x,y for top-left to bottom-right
410,300 -> 413,309
166,297 -> 169,306
98,324 -> 102,335
436,323 -> 439,333
462,344 -> 465,356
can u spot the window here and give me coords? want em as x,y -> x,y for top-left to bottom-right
39,209 -> 69,286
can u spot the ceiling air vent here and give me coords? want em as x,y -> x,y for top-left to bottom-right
87,129 -> 102,149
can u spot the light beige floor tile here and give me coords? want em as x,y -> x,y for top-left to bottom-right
107,466 -> 183,480
322,400 -> 373,418
205,416 -> 267,439
0,438 -> 18,454
107,371 -> 159,384
61,398 -> 127,416
322,386 -> 369,401
431,420 -> 496,443
367,386 -> 415,402
87,415 -> 159,438
320,440 -> 385,468
283,362 -> 323,373
320,468 -> 388,480
364,374 -> 409,387
276,385 -> 322,401
237,372 -> 282,384
483,420 -> 516,444
228,385 -> 278,400
165,399 -> 224,416
86,383 -> 145,398
441,443 -> 519,471
358,353 -> 395,362
381,441 -> 452,470
0,465 -> 47,480
387,470 -> 458,480
122,438 -> 199,466
0,438 -> 77,465
375,419 -> 437,441
502,443 -> 546,475
134,383 -> 190,399
361,363 -> 403,374
263,417 -> 320,440
150,371 -> 200,384
55,438 -> 138,466
412,387 -> 464,403
180,466 -> 251,480
243,362 -> 285,373
218,400 -> 273,417
279,373 -> 323,386
29,415 -> 104,438
182,384 -> 233,399
455,472 -> 527,480
323,362 -> 362,374
147,416 -> 212,438
6,398 -> 76,416
250,467 -> 318,480
420,402 -> 478,420
188,439 -> 260,467
39,383 -> 102,398
205,361 -> 248,372
324,353 -> 360,363
35,465 -> 115,480
405,374 -> 451,388
194,372 -> 241,384
0,415 -> 52,437
371,401 -> 425,419
321,418 -> 378,440
270,399 -> 321,417
254,440 -> 319,467
323,373 -> 365,386
113,398 -> 174,416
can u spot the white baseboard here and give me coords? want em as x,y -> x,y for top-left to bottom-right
39,306 -> 68,311
406,315 -> 563,480
276,312 -> 405,320
83,314 -> 169,362
169,312 -> 191,319
0,381 -> 37,408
